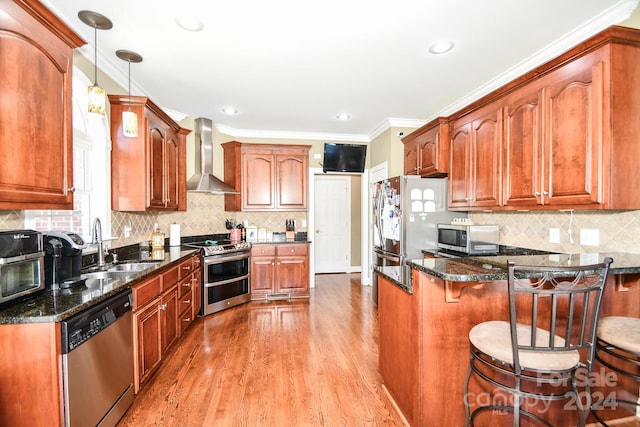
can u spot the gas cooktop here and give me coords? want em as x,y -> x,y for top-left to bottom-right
184,240 -> 251,256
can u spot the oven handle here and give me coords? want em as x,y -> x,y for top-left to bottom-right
204,273 -> 250,288
203,252 -> 250,265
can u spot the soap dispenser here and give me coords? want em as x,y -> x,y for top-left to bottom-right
150,223 -> 165,249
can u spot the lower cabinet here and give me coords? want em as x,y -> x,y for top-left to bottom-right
250,243 -> 310,300
131,253 -> 200,393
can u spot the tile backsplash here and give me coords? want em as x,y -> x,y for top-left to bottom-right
1,199 -> 638,254
470,210 -> 640,253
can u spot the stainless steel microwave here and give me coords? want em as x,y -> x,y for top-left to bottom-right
437,224 -> 500,255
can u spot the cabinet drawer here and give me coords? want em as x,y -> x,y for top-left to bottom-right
276,244 -> 308,256
178,292 -> 193,318
132,275 -> 162,309
161,265 -> 179,290
178,275 -> 193,298
178,258 -> 194,280
252,245 -> 276,256
179,304 -> 194,335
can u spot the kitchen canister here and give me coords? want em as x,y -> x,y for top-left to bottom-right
169,223 -> 181,246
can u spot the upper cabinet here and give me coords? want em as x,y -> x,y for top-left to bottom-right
402,117 -> 449,177
222,142 -> 311,211
448,105 -> 502,210
109,95 -> 190,211
0,0 -> 84,210
448,26 -> 640,211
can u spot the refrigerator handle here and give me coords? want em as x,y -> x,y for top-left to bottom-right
376,186 -> 384,245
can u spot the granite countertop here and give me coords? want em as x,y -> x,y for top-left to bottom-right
0,246 -> 199,325
377,250 -> 640,295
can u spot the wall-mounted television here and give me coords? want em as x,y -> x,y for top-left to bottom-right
322,143 -> 367,173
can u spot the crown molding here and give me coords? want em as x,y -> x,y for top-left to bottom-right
214,124 -> 370,142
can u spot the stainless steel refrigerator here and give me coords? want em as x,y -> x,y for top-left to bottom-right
371,176 -> 461,304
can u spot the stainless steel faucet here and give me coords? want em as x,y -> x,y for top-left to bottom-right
92,217 -> 107,266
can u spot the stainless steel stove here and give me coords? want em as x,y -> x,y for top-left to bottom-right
185,239 -> 251,315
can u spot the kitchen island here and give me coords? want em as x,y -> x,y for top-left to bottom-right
376,252 -> 640,426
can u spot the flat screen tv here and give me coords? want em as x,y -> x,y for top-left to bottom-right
322,143 -> 367,173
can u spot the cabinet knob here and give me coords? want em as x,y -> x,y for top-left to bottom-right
159,303 -> 167,310
542,191 -> 549,196
68,186 -> 76,193
534,192 -> 541,196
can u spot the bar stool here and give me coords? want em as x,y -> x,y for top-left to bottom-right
591,315 -> 640,426
463,257 -> 613,427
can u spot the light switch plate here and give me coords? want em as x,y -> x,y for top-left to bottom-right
580,229 -> 600,246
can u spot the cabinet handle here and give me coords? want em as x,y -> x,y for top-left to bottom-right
183,282 -> 191,287
182,317 -> 191,322
542,191 -> 549,196
534,192 -> 541,196
183,299 -> 191,304
159,303 -> 167,310
183,265 -> 191,271
271,262 -> 275,265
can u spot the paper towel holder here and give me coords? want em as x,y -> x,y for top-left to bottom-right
169,223 -> 181,246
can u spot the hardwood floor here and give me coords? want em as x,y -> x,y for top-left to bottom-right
117,273 -> 408,426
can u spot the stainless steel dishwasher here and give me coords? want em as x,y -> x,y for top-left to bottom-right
61,289 -> 134,426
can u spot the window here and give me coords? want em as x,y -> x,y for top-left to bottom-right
25,66 -> 111,246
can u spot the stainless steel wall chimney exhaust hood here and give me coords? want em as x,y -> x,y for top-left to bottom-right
187,117 -> 239,194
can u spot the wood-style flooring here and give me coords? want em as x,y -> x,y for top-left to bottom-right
117,273 -> 408,426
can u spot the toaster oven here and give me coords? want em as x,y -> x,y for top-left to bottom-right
437,224 -> 499,255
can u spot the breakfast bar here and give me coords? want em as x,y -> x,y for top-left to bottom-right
376,252 -> 640,426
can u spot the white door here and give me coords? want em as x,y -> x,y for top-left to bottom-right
314,175 -> 350,273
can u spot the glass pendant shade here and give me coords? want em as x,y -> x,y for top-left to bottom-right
115,49 -> 143,139
78,11 -> 112,117
122,110 -> 138,137
88,85 -> 106,115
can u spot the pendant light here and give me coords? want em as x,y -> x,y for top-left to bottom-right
116,50 -> 143,138
78,11 -> 113,116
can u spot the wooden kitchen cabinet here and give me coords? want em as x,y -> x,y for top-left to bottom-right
0,0 -> 84,210
222,142 -> 311,211
448,104 -> 502,210
131,254 -> 199,393
109,95 -> 190,211
402,117 -> 449,177
502,48 -> 605,209
250,243 -> 310,300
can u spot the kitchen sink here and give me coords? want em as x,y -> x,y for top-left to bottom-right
82,271 -> 130,281
107,262 -> 158,273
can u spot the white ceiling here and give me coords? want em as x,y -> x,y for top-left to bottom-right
43,0 -> 639,142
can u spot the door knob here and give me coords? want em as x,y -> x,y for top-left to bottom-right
316,229 -> 320,233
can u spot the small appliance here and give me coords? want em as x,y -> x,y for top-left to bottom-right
43,231 -> 87,289
0,230 -> 44,304
437,223 -> 500,255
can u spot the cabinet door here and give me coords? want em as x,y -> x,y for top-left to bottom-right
276,152 -> 308,210
471,109 -> 502,208
148,120 -> 166,209
243,151 -> 275,210
503,88 -> 544,207
164,131 -> 180,210
276,256 -> 308,294
404,142 -> 419,175
160,285 -> 179,353
251,256 -> 275,293
0,2 -> 81,210
448,123 -> 472,208
133,299 -> 162,393
542,58 -> 604,207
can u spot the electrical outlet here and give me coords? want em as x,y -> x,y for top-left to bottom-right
580,229 -> 600,246
549,228 -> 560,243
301,219 -> 307,228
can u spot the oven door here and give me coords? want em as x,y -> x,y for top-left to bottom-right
202,252 -> 251,316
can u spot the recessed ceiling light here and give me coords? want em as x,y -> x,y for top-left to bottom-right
175,15 -> 204,32
336,114 -> 351,120
429,40 -> 455,54
221,107 -> 238,115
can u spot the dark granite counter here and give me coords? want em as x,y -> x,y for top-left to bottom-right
0,246 -> 199,325
376,251 -> 640,295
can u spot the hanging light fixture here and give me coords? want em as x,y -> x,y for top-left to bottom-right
78,10 -> 113,116
116,50 -> 143,137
